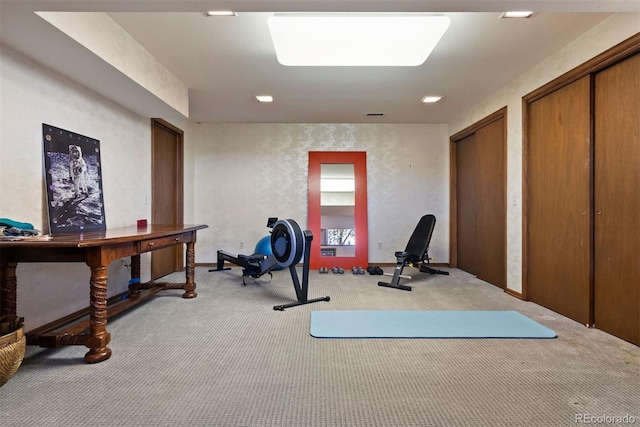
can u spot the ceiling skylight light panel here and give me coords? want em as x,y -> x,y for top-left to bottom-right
268,14 -> 450,66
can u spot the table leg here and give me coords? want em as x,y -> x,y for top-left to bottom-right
0,258 -> 17,317
84,264 -> 112,363
128,254 -> 142,297
183,241 -> 197,299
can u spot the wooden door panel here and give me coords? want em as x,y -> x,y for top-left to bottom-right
456,133 -> 479,275
151,120 -> 183,280
594,53 -> 640,345
526,76 -> 591,325
153,126 -> 178,222
454,114 -> 506,288
475,118 -> 506,288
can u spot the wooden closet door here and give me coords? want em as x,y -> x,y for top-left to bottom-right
594,53 -> 640,345
454,118 -> 506,288
456,133 -> 480,276
526,76 -> 591,325
151,119 -> 184,280
475,118 -> 506,288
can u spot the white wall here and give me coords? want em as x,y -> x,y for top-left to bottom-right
0,45 -> 155,329
193,123 -> 450,265
448,13 -> 640,294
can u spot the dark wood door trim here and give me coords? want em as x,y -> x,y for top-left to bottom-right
524,33 -> 640,104
450,107 -> 507,142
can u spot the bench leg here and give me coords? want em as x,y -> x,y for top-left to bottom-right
378,262 -> 412,291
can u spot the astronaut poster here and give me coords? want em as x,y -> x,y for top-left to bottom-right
43,124 -> 106,234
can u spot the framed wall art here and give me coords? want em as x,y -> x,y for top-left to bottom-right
43,124 -> 106,234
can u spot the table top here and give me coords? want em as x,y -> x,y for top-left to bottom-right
0,224 -> 208,248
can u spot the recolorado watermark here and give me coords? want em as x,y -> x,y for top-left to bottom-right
575,414 -> 636,424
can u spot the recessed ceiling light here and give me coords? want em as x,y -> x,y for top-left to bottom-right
500,11 -> 534,18
268,14 -> 450,66
421,96 -> 442,103
255,95 -> 274,103
206,11 -> 237,17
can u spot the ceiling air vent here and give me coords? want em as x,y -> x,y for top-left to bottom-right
366,113 -> 385,117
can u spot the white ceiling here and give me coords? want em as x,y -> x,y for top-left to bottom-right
1,1 -> 638,124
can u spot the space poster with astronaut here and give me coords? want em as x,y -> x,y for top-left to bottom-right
43,124 -> 106,234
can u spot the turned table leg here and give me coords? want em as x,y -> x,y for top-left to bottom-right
0,257 -> 18,317
84,263 -> 112,363
182,241 -> 197,299
127,254 -> 142,297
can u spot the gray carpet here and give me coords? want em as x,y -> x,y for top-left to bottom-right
1,267 -> 638,427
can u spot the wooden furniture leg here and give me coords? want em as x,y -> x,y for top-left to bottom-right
183,241 -> 197,299
128,254 -> 143,297
0,258 -> 18,317
84,263 -> 112,364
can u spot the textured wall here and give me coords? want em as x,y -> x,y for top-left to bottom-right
0,46 -> 153,329
36,11 -> 189,117
193,123 -> 450,265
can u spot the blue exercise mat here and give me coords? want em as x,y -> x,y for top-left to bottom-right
310,310 -> 556,339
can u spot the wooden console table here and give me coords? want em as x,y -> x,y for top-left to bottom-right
0,224 -> 208,363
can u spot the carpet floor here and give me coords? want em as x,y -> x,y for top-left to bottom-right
1,267 -> 638,427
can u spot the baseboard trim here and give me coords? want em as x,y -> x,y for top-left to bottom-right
504,288 -> 523,300
197,262 -> 451,268
197,262 -> 218,268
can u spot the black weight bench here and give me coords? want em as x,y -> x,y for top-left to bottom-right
378,214 -> 449,291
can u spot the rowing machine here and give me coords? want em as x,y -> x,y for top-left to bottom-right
211,217 -> 330,310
